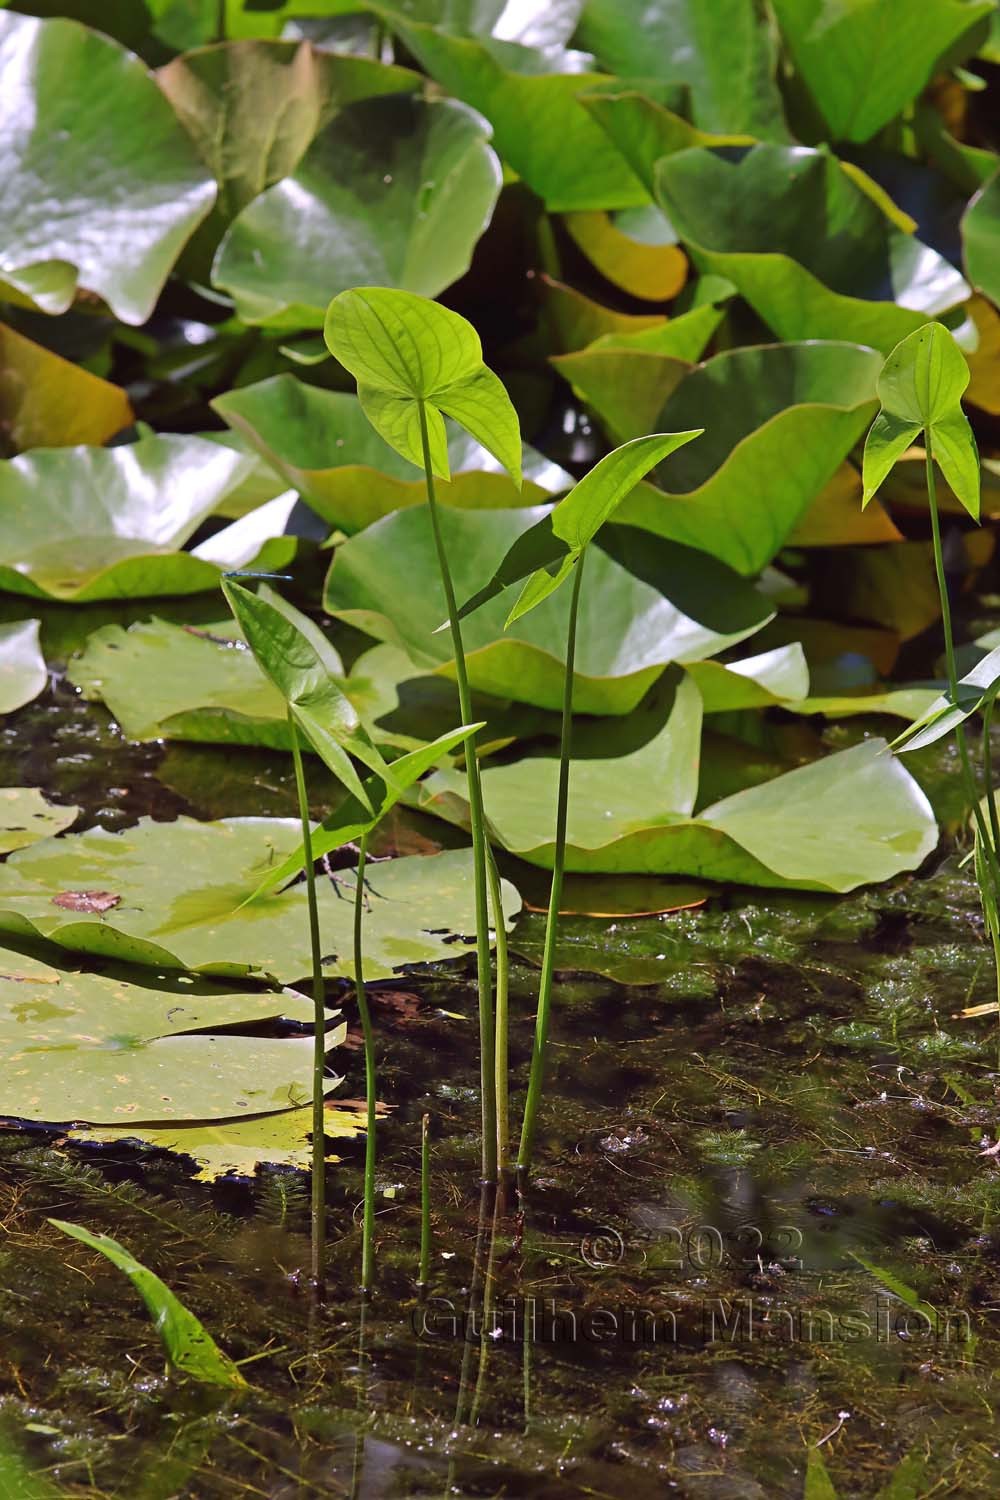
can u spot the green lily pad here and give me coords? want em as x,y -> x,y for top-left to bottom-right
963,168 -> 1000,307
326,504 -> 774,713
0,433 -> 296,601
0,819 -> 520,982
66,1100 -> 370,1181
772,0 -> 993,144
212,94 -> 501,329
387,16 -> 647,210
685,644 -> 809,712
0,788 -> 78,854
611,342 -> 881,574
0,11 -> 215,323
158,38 -> 420,222
0,320 -> 132,455
575,0 -> 788,138
654,145 -> 968,352
68,617 -> 421,753
213,374 -> 570,530
581,87 -> 756,194
417,679 -> 937,888
0,619 -> 47,713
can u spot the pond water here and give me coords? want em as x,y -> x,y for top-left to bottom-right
1,600 -> 999,1499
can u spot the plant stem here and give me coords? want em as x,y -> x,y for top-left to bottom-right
416,399 -> 497,1184
418,1112 -> 431,1290
487,849 -> 510,1178
353,833 -> 377,1294
517,550 -> 586,1182
925,444 -> 998,877
288,710 -> 326,1289
982,699 -> 1000,861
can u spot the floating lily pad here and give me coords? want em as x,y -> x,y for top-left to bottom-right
213,374 -> 570,530
576,0 -> 788,138
685,644 -> 810,712
0,320 -> 132,454
388,16 -> 647,210
0,619 -> 47,713
417,681 -> 937,889
655,145 -> 968,352
963,168 -> 1000,307
212,94 -> 501,329
0,819 -> 520,982
0,788 -> 78,854
0,11 -> 215,323
611,342 -> 881,574
0,434 -> 295,601
772,0 -> 992,144
581,87 -> 756,194
326,505 -> 774,714
158,38 -> 420,222
65,1100 -> 374,1181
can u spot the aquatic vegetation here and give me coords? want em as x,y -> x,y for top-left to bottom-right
0,621 -> 46,714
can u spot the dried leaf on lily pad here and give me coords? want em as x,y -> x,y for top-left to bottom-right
416,679 -> 937,891
66,1100 -> 379,1182
0,945 -> 342,1124
0,788 -> 78,855
0,819 -> 520,982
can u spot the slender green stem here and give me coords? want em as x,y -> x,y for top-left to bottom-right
353,833 -> 377,1294
418,1112 -> 431,1290
517,550 -> 586,1181
487,849 -> 510,1179
288,710 -> 326,1289
416,399 -> 497,1183
982,699 -> 1000,861
925,445 -> 998,878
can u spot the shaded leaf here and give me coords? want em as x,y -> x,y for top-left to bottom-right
0,620 -> 47,713
0,12 -> 215,323
804,1446 -> 838,1500
49,1220 -> 246,1387
0,321 -> 132,455
581,87 -> 755,195
0,818 -> 520,983
963,168 -> 1000,305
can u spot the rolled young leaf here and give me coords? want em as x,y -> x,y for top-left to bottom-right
893,644 -> 1000,753
222,578 -> 388,808
324,287 -> 521,484
862,323 -> 980,517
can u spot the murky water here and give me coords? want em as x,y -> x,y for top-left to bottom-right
2,599 -> 999,1497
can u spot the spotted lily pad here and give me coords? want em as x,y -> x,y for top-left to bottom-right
416,680 -> 937,890
0,619 -> 47,713
213,374 -> 571,530
0,819 -> 520,982
0,433 -> 295,601
0,11 -> 216,323
0,788 -> 78,855
326,505 -> 774,713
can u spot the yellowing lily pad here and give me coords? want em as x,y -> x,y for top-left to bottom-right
0,819 -> 520,982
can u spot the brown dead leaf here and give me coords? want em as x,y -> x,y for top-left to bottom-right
52,890 -> 121,913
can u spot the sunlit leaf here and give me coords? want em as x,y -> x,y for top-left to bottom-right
563,207 -> 686,301
0,619 -> 47,714
50,1221 -> 246,1388
0,12 -> 215,324
892,643 -> 1000,752
0,788 -> 77,854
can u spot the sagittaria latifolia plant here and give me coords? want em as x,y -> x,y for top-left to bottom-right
324,287 -> 523,1183
454,430 -> 702,1178
860,324 -> 997,1011
222,576 -> 475,1289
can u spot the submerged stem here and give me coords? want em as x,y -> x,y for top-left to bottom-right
416,400 -> 497,1183
353,833 -> 377,1293
288,710 -> 326,1289
488,849 -> 511,1178
418,1112 -> 431,1290
517,550 -> 586,1182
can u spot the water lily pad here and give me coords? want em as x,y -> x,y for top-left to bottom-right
581,87 -> 756,194
576,0 -> 788,138
158,38 -> 420,221
963,168 -> 1000,307
212,94 -> 501,329
610,342 -> 881,574
417,683 -> 937,889
0,619 -> 47,713
0,320 -> 132,454
0,819 -> 520,982
772,0 -> 993,144
0,11 -> 216,323
66,1100 -> 372,1181
387,16 -> 647,210
563,208 -> 687,301
213,374 -> 570,530
685,644 -> 810,712
0,433 -> 294,601
0,788 -> 78,854
655,145 -> 968,352
326,504 -> 774,713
